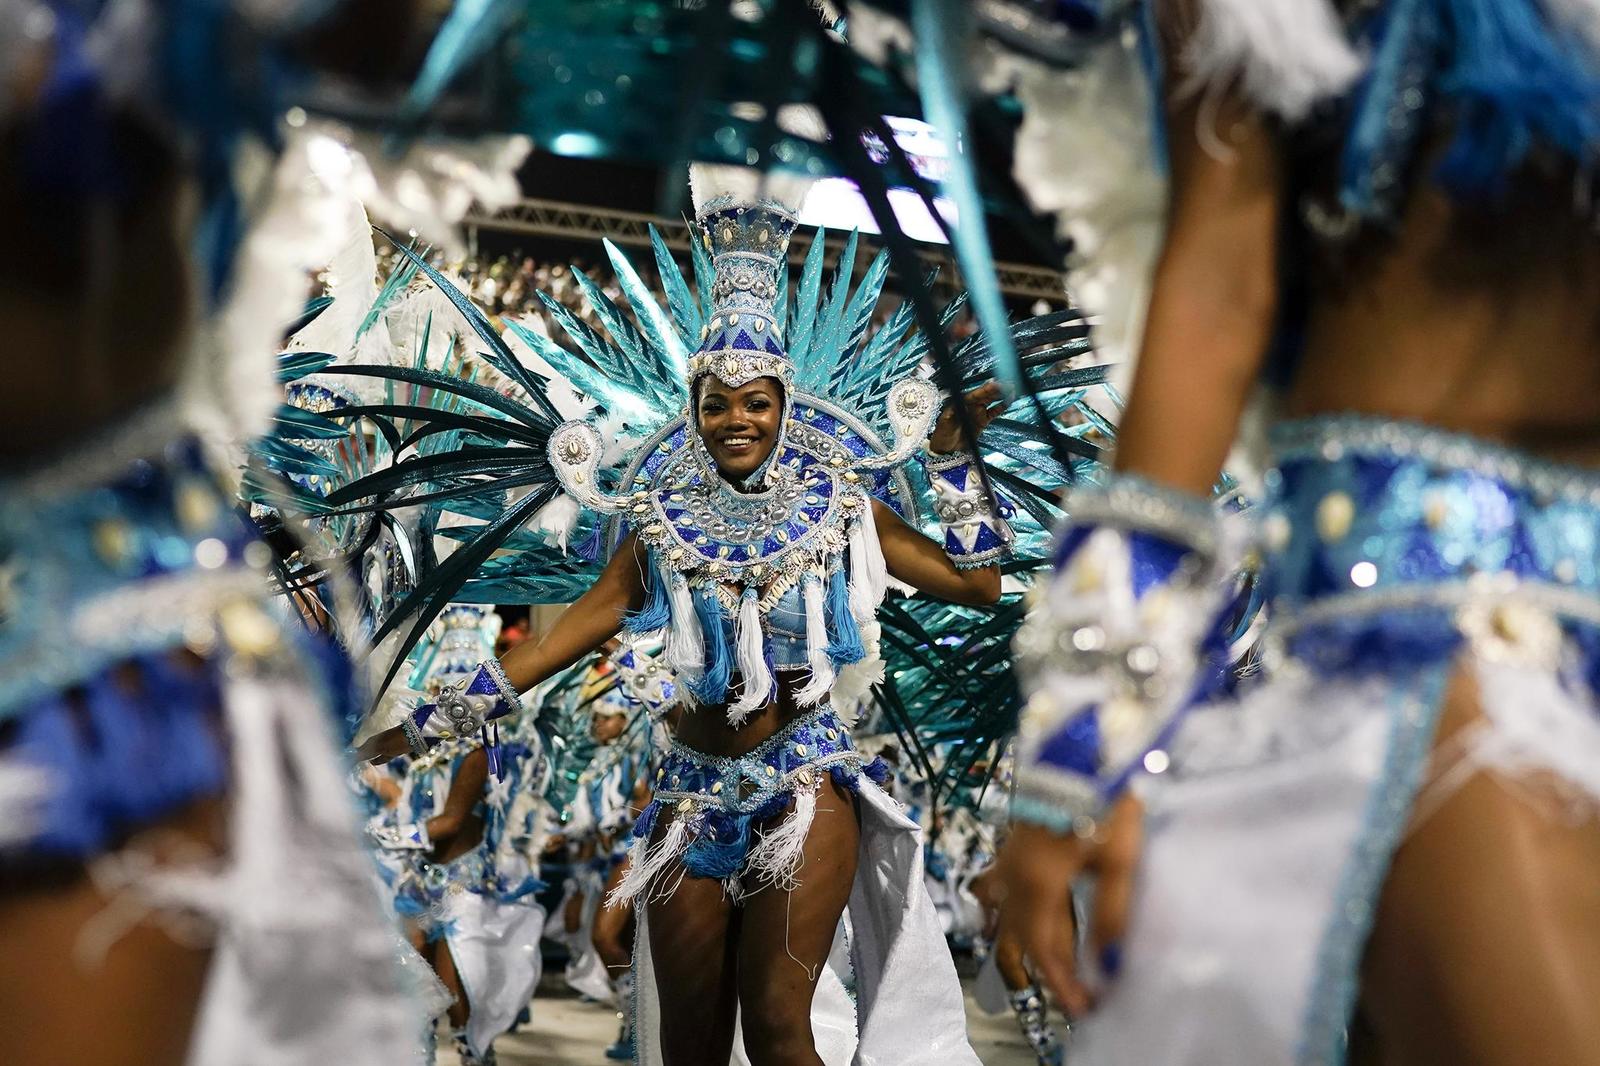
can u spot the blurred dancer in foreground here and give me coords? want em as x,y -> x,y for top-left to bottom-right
0,4 -> 447,1064
995,1 -> 1600,1063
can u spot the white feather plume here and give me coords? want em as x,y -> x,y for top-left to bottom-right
664,573 -> 706,687
794,574 -> 836,706
745,783 -> 818,891
530,494 -> 582,553
1181,0 -> 1364,121
727,589 -> 773,724
831,621 -> 885,727
846,500 -> 889,626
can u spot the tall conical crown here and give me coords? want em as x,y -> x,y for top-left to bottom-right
687,196 -> 799,391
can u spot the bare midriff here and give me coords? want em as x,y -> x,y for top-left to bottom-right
671,676 -> 816,758
1288,180 -> 1600,468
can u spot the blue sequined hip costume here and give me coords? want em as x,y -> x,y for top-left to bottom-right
0,413 -> 351,865
0,409 -> 429,1063
1263,415 -> 1600,669
611,707 -> 887,905
1079,414 -> 1600,1066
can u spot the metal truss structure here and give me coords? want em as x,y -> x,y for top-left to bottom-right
464,198 -> 1068,302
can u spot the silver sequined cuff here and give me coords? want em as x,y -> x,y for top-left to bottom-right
400,712 -> 429,757
926,451 -> 1015,569
1064,474 -> 1218,559
481,657 -> 524,712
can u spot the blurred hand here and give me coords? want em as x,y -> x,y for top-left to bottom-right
929,381 -> 1006,454
998,794 -> 1144,1018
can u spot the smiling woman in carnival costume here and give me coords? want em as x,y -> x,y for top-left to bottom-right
871,0 -> 1600,1062
357,161 -> 1025,1065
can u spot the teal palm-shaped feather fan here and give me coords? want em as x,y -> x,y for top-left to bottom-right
246,237 -> 584,694
245,292 -> 415,637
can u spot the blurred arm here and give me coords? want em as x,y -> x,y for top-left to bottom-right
1111,1 -> 1285,491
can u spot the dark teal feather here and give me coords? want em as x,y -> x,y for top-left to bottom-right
277,350 -> 337,383
317,364 -> 551,430
383,238 -> 564,424
271,403 -> 349,441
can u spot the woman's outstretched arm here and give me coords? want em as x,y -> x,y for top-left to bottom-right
498,532 -> 651,691
356,533 -> 649,762
873,498 -> 1002,606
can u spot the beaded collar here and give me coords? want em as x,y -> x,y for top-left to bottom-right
550,381 -> 936,604
635,439 -> 866,612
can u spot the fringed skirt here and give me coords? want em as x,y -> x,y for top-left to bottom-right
611,707 -> 888,905
1074,416 -> 1600,1066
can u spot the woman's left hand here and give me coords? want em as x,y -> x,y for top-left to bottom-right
999,795 -> 1144,1018
928,381 -> 1007,454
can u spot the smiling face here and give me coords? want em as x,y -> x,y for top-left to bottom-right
695,376 -> 783,482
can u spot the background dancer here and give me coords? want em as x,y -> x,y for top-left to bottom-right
382,606 -> 546,1066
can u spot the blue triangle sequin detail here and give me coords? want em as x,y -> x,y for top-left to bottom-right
973,522 -> 1004,553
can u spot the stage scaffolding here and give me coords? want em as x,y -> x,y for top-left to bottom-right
463,198 -> 1068,303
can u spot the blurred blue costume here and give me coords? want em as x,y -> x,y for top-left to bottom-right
919,1 -> 1600,1063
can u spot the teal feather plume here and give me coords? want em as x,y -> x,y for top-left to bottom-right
795,230 -> 857,379
501,316 -> 645,425
784,226 -> 829,368
605,237 -> 691,384
651,224 -> 704,343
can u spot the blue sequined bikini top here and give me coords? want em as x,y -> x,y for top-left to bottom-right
0,406 -> 279,720
549,365 -> 937,723
597,429 -> 894,721
764,582 -> 810,670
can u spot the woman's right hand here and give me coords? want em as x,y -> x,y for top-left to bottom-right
998,795 -> 1144,1018
355,726 -> 408,764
